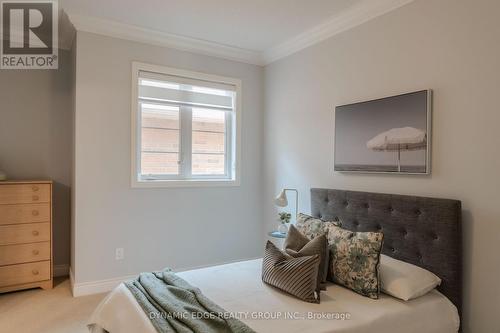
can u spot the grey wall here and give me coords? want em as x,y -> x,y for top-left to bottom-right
73,31 -> 265,283
0,49 -> 73,270
263,1 -> 500,332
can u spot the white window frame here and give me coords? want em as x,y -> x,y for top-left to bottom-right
131,62 -> 241,188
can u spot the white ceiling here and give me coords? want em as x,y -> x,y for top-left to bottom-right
60,0 -> 358,51
60,0 -> 414,65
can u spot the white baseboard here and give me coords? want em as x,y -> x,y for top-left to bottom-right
71,256 -> 261,297
53,264 -> 70,277
72,273 -> 137,297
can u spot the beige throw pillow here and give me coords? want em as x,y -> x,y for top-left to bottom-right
284,224 -> 329,289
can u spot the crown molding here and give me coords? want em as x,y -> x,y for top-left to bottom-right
66,0 -> 413,67
262,0 -> 415,64
67,13 -> 264,66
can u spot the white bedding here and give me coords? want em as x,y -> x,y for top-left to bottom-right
89,259 -> 459,333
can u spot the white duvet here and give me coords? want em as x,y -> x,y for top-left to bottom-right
89,259 -> 459,333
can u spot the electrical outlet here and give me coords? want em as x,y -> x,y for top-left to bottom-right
115,248 -> 124,260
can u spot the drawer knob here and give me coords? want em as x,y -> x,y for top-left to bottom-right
32,270 -> 39,275
32,249 -> 40,255
32,230 -> 39,236
32,195 -> 39,201
32,185 -> 39,192
32,210 -> 39,216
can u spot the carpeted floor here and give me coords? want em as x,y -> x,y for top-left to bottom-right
0,277 -> 106,333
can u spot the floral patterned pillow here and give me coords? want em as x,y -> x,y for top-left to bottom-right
326,224 -> 384,299
295,213 -> 340,240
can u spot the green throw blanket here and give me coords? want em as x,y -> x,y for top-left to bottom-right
124,269 -> 255,333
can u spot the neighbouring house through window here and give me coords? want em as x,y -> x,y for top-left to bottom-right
131,62 -> 241,187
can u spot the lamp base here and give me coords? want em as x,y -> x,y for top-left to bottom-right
277,223 -> 289,234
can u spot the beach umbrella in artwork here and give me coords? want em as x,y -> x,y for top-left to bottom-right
366,127 -> 426,172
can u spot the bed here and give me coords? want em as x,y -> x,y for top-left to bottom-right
89,188 -> 462,333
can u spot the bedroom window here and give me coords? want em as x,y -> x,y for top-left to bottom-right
131,62 -> 241,187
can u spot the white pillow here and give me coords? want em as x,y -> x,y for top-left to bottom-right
379,254 -> 441,301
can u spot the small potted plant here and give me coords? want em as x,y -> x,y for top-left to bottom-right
277,212 -> 292,233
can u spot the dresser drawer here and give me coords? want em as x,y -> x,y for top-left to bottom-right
0,203 -> 50,225
0,184 -> 50,205
0,223 -> 50,246
0,261 -> 50,287
0,242 -> 50,266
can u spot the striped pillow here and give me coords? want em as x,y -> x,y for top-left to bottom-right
284,224 -> 329,289
262,241 -> 320,303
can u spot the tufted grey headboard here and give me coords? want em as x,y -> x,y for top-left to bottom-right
311,188 -> 462,314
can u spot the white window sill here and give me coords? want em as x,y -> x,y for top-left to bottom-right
131,178 -> 240,188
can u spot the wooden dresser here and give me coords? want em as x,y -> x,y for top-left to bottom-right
0,180 -> 53,293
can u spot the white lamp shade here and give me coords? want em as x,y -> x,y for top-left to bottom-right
274,189 -> 288,207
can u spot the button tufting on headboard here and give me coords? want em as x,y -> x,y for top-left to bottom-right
310,188 -> 462,318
